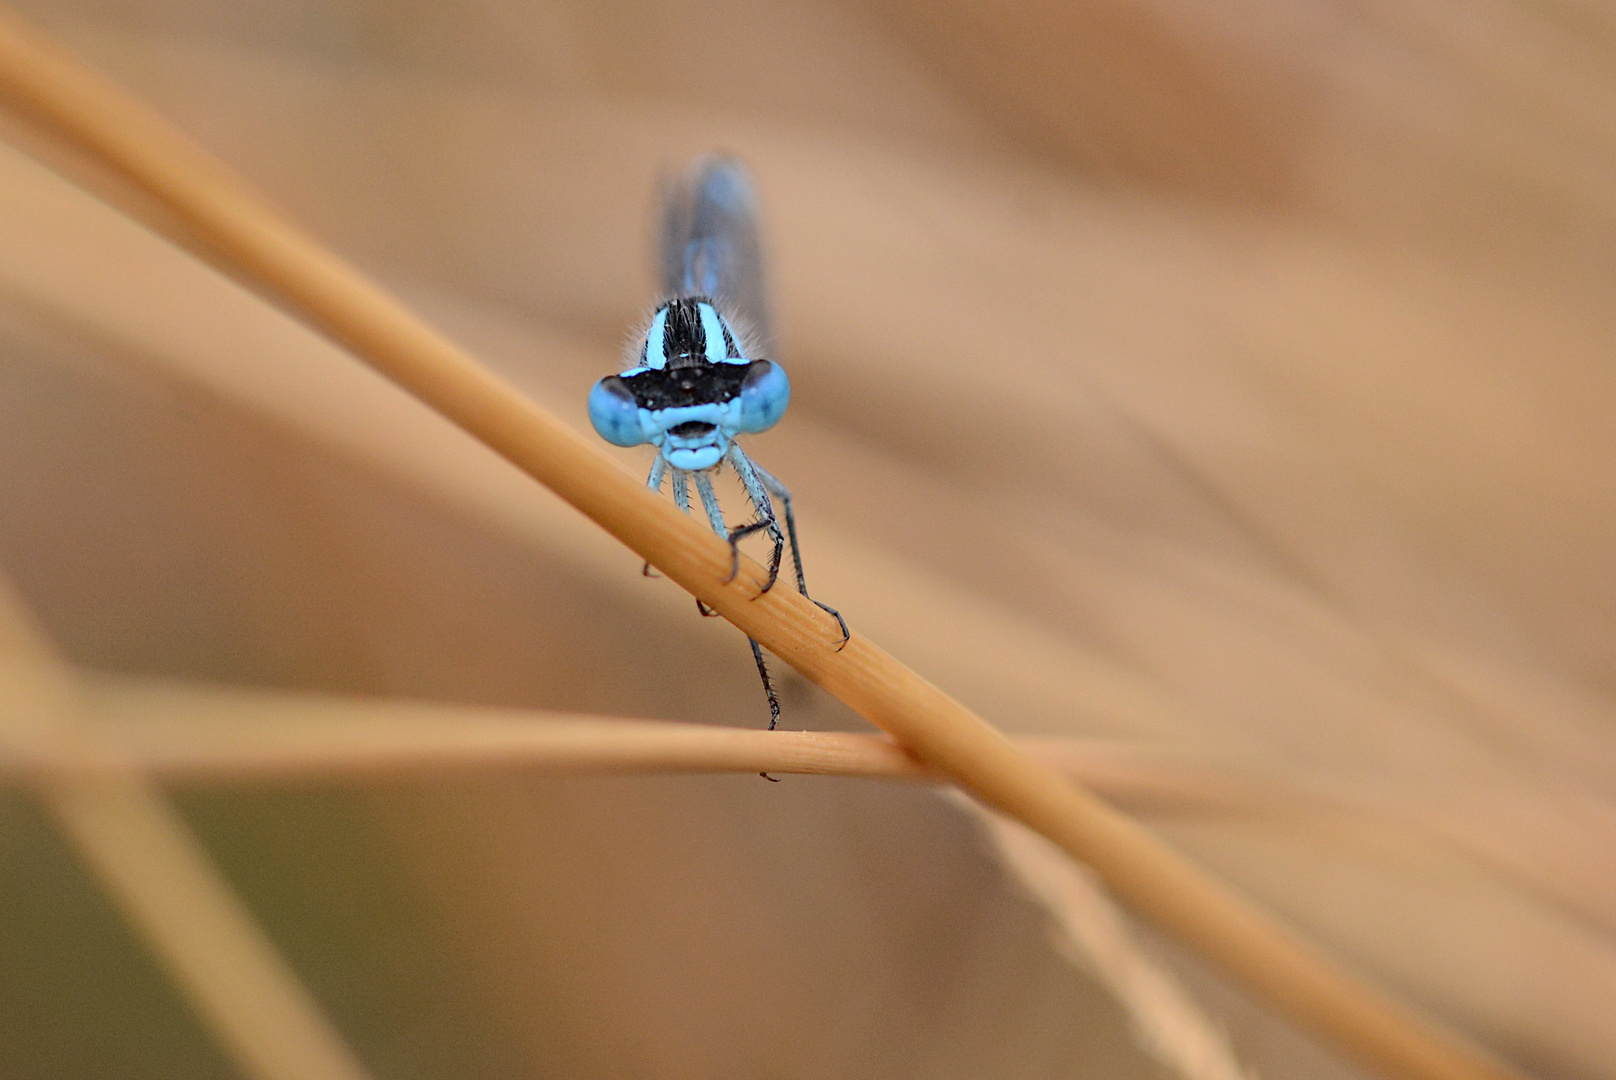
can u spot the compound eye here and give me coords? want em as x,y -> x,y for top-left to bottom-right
588,375 -> 646,446
736,360 -> 790,434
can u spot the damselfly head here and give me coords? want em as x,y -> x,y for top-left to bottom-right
588,297 -> 790,470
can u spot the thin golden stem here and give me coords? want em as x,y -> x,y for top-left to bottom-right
0,12 -> 1526,1080
66,676 -> 932,782
0,675 -> 1402,808
13,677 -> 1233,796
10,673 -> 1590,944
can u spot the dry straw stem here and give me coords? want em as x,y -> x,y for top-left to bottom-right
57,676 -> 935,783
7,673 -> 1595,992
0,11 -> 1525,1080
19,676 -> 1592,935
0,582 -> 375,1080
0,676 -> 1273,796
0,676 -> 1267,795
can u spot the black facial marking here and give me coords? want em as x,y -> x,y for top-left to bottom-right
669,421 -> 717,438
620,360 -> 754,410
661,297 -> 708,363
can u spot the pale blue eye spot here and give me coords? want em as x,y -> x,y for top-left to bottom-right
697,302 -> 729,361
643,307 -> 670,370
589,375 -> 646,446
736,360 -> 789,433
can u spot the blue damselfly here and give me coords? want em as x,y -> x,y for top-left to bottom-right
588,157 -> 848,740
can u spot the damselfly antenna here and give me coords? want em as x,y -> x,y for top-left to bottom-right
588,156 -> 849,751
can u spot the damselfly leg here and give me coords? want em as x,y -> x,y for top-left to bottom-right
642,458 -> 667,579
719,445 -> 785,591
731,446 -> 850,649
691,469 -> 782,728
691,471 -> 727,620
686,463 -> 784,777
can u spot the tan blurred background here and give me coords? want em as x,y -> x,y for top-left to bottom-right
0,2 -> 1613,1078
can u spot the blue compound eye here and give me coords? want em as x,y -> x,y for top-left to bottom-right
736,360 -> 789,434
588,375 -> 646,446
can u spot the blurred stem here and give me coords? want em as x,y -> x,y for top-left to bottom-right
0,675 -> 1433,811
0,584 -> 375,1080
0,10 -> 1527,1080
6,673 -> 1601,942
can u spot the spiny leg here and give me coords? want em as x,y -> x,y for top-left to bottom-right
671,468 -> 690,514
721,444 -> 785,590
691,471 -> 728,618
753,635 -> 783,780
665,470 -> 721,617
693,471 -> 727,539
642,457 -> 668,578
739,456 -> 802,592
750,638 -> 782,734
693,469 -> 783,764
738,449 -> 850,649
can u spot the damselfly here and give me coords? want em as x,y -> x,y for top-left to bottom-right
588,156 -> 848,736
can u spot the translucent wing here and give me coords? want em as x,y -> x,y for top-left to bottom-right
659,155 -> 775,357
